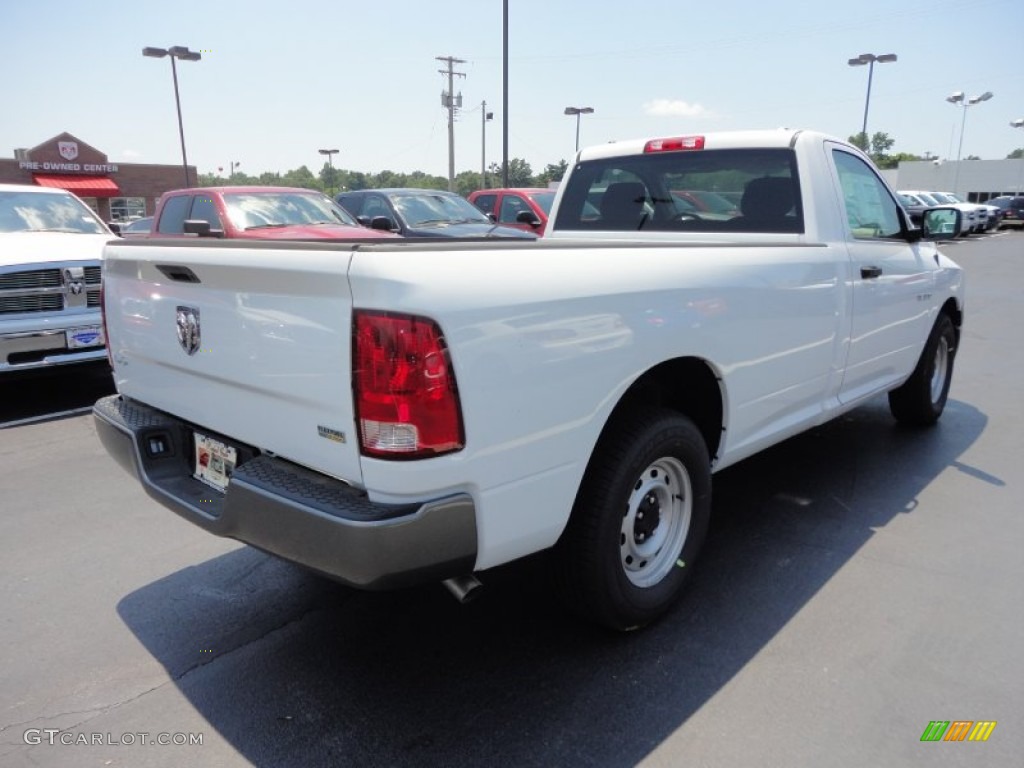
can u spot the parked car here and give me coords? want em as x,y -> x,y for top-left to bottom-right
150,187 -> 399,240
118,216 -> 152,237
925,191 -> 987,233
897,193 -> 936,227
0,184 -> 110,373
336,188 -> 535,239
467,188 -> 556,235
985,195 -> 1024,229
899,191 -> 975,236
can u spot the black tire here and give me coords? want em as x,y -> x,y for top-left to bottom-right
555,407 -> 712,631
888,313 -> 957,426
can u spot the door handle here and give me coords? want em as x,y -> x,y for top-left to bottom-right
861,266 -> 883,279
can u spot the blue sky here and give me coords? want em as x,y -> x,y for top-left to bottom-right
4,0 -> 1022,179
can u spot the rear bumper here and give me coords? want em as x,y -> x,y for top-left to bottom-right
93,394 -> 477,589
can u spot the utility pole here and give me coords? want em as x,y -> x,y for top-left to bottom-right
437,55 -> 466,192
481,100 -> 493,189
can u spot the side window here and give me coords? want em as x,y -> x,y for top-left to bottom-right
362,195 -> 391,220
189,195 -> 222,228
156,195 -> 190,234
832,150 -> 902,239
499,194 -> 529,223
473,193 -> 497,216
337,195 -> 363,217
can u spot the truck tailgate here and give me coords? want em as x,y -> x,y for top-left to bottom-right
103,240 -> 363,485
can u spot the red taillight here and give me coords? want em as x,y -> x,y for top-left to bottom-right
644,136 -> 705,153
353,311 -> 464,458
100,278 -> 113,368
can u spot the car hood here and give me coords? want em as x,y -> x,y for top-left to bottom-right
234,224 -> 399,240
0,231 -> 113,268
403,221 -> 536,239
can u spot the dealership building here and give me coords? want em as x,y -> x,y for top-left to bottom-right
0,132 -> 195,224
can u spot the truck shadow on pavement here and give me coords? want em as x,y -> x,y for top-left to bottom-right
117,395 -> 990,768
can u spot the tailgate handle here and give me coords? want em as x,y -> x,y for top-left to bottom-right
860,265 -> 883,279
156,264 -> 201,283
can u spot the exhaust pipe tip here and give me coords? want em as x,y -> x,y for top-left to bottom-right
443,574 -> 483,604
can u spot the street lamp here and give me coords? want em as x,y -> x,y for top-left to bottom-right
564,106 -> 594,153
946,90 -> 993,195
143,46 -> 201,187
847,52 -> 897,150
230,160 -> 241,177
318,149 -> 339,196
1011,119 -> 1024,193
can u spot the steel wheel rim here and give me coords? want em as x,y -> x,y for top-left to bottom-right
620,456 -> 692,588
930,334 -> 950,403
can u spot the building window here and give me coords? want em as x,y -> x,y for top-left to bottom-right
109,196 -> 147,222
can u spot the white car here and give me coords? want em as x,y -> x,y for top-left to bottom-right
929,191 -> 989,233
0,184 -> 112,373
935,192 -> 999,231
899,190 -> 976,236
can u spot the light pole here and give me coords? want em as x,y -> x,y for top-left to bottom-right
847,52 -> 897,151
481,102 -> 493,189
143,46 -> 201,187
318,149 -> 339,196
946,90 -> 993,195
1012,119 -> 1024,193
564,106 -> 594,153
230,160 -> 240,177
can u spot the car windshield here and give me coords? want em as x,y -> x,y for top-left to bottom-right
0,190 -> 109,234
929,192 -> 957,204
389,192 -> 490,227
527,191 -> 557,215
915,192 -> 942,206
223,191 -> 360,230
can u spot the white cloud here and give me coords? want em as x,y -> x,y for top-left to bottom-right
643,99 -> 709,117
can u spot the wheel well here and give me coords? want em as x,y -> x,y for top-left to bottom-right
605,357 -> 724,462
941,298 -> 962,339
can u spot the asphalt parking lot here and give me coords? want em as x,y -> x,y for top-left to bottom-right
1,230 -> 1021,768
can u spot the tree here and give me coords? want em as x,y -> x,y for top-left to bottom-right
488,157 -> 534,187
535,160 -> 568,186
1008,148 -> 1024,160
280,165 -> 318,189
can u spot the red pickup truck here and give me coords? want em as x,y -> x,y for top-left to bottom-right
468,187 -> 555,235
149,186 -> 399,240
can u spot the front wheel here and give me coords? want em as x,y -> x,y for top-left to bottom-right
555,408 -> 712,630
888,313 -> 957,426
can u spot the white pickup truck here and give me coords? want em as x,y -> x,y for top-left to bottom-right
1,184 -> 111,373
94,129 -> 964,629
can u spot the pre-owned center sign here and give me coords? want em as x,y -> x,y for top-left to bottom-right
19,161 -> 119,173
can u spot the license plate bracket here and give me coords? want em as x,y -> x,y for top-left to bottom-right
66,325 -> 105,349
193,432 -> 237,493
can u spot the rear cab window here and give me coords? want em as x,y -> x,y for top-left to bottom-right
553,148 -> 803,234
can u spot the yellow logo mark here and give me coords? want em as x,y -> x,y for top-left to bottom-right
969,721 -> 997,742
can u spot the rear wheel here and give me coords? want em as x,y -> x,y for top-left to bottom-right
888,313 -> 957,426
556,407 -> 712,630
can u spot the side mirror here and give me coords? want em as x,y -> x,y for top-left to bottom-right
920,207 -> 961,240
369,215 -> 397,232
183,219 -> 224,238
108,222 -> 124,235
486,212 -> 497,223
516,210 -> 542,227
